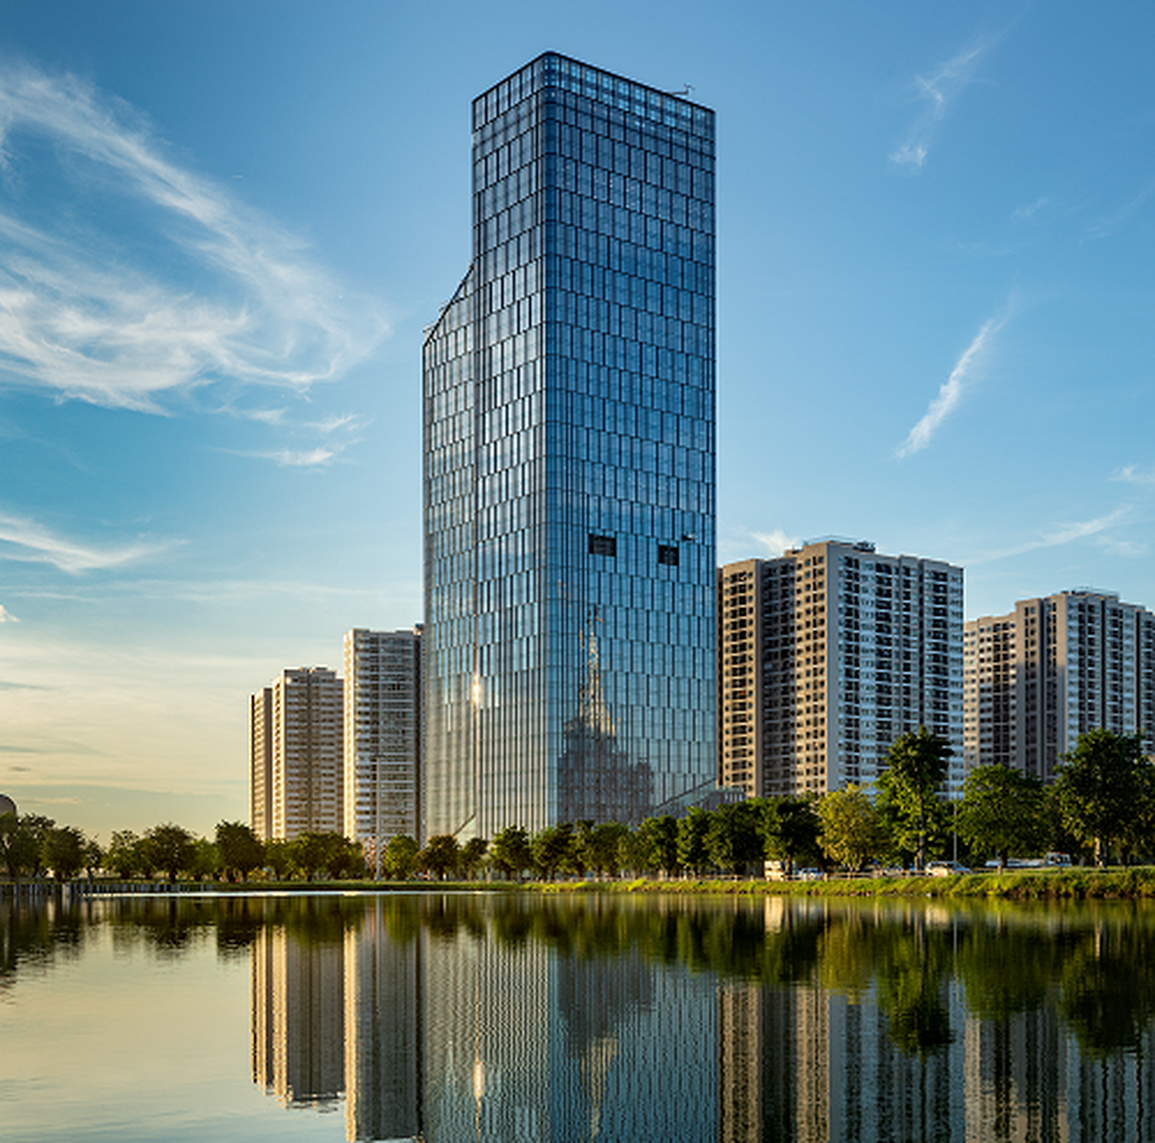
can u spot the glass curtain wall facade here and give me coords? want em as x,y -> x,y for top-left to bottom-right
423,53 -> 716,838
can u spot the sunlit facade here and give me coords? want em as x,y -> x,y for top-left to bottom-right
249,667 -> 344,841
423,53 -> 716,838
718,541 -> 965,798
963,589 -> 1155,782
342,627 -> 422,867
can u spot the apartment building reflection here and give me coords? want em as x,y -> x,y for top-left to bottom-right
251,924 -> 345,1109
344,900 -> 421,1142
963,1010 -> 1069,1143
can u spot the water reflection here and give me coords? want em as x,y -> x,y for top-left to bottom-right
7,891 -> 1155,1141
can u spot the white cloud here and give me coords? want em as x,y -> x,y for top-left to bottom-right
310,412 -> 363,434
0,603 -> 18,622
1012,197 -> 1050,223
0,61 -> 387,412
751,529 -> 800,558
0,509 -> 174,572
1112,464 -> 1155,485
1086,179 -> 1155,240
969,507 -> 1132,564
896,311 -> 1008,458
244,447 -> 336,468
890,41 -> 993,170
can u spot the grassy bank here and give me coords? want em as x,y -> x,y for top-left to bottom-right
540,867 -> 1155,901
31,868 -> 1155,901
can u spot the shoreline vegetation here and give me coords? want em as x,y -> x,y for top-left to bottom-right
8,867 -> 1155,901
545,867 -> 1155,900
5,731 -> 1153,894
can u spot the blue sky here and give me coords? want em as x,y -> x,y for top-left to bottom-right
1,1 -> 1153,837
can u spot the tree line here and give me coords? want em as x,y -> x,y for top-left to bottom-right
3,728 -> 1151,883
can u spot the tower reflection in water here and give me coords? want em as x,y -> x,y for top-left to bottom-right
248,894 -> 1155,1142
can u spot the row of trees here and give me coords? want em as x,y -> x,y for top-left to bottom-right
0,817 -> 364,883
4,728 -> 1149,883
0,814 -> 102,882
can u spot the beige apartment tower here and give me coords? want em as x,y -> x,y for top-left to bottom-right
718,540 -> 964,798
249,667 -> 344,841
964,589 -> 1155,782
342,627 -> 422,864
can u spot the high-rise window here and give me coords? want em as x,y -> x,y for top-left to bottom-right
423,53 -> 716,837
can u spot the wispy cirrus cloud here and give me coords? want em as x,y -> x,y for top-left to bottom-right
0,60 -> 387,412
1113,464 -> 1155,485
0,603 -> 18,622
226,446 -> 337,468
896,308 -> 1009,458
218,409 -> 365,467
1012,196 -> 1051,223
1087,179 -> 1155,240
890,40 -> 995,170
0,509 -> 174,572
969,506 -> 1134,564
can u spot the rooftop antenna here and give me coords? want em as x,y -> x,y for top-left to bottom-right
668,84 -> 694,97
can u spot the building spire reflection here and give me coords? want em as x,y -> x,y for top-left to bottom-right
558,611 -> 654,825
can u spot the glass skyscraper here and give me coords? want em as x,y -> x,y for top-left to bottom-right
422,52 -> 716,838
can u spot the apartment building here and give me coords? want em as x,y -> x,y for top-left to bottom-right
249,667 -> 344,840
718,540 -> 964,798
342,628 -> 422,860
964,590 -> 1155,782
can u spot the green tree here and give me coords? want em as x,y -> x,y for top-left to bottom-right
81,837 -> 103,879
329,836 -> 367,878
215,821 -> 265,882
383,834 -> 420,879
459,837 -> 489,880
106,830 -> 145,879
190,838 -> 220,881
490,826 -> 533,879
585,822 -> 629,878
141,823 -> 197,882
563,820 -> 592,877
875,728 -> 951,869
706,802 -> 763,875
288,831 -> 357,879
761,796 -> 821,876
532,823 -> 575,879
418,834 -> 461,880
1120,767 -> 1155,864
816,785 -> 886,871
676,807 -> 711,876
635,815 -> 680,876
957,765 -> 1048,870
17,815 -> 56,878
615,827 -> 644,876
264,838 -> 293,880
0,813 -> 42,881
41,825 -> 87,881
1054,729 -> 1153,867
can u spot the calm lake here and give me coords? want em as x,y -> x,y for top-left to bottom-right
3,889 -> 1155,1141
